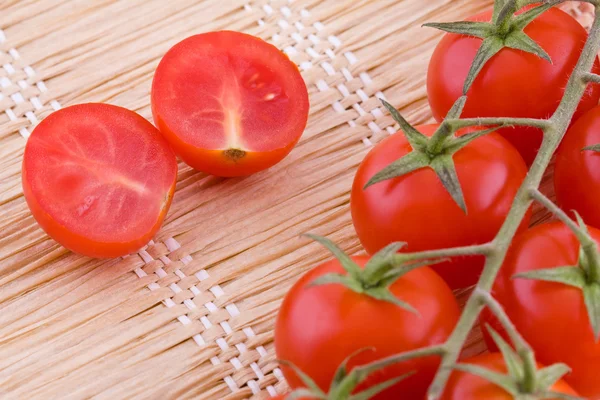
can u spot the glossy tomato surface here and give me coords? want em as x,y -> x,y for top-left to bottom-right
351,125 -> 530,289
555,105 -> 600,229
441,352 -> 577,400
428,7 -> 600,165
152,31 -> 309,177
22,104 -> 177,258
482,222 -> 600,398
275,256 -> 459,399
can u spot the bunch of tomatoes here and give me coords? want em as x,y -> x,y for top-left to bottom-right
274,3 -> 600,400
18,2 -> 600,400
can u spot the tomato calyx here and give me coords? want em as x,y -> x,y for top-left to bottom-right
365,97 -> 500,213
281,350 -> 414,400
518,190 -> 600,340
306,235 -> 440,312
457,324 -> 579,400
424,0 -> 553,94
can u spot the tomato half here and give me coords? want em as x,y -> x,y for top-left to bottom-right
275,256 -> 459,399
441,352 -> 577,400
351,125 -> 531,289
151,31 -> 309,177
427,7 -> 600,165
555,105 -> 600,229
482,222 -> 600,398
22,104 -> 177,258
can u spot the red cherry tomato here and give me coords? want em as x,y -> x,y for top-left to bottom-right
441,352 -> 578,400
275,256 -> 459,399
151,31 -> 309,177
427,7 -> 600,165
351,125 -> 531,289
555,105 -> 600,229
482,222 -> 600,398
22,104 -> 177,258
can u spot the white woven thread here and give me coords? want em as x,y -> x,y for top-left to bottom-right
0,29 -> 62,139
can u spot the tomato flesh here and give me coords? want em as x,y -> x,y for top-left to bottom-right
22,103 -> 177,258
482,222 -> 600,398
275,256 -> 459,399
441,352 -> 577,400
351,125 -> 531,289
555,105 -> 600,229
151,31 -> 309,177
427,7 -> 600,165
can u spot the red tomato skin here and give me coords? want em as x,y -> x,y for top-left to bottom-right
427,7 -> 600,165
441,352 -> 578,400
22,104 -> 177,259
151,31 -> 309,177
275,256 -> 460,399
481,222 -> 600,398
350,125 -> 531,289
555,105 -> 600,229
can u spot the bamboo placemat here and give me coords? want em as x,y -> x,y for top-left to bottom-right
0,1 -> 591,399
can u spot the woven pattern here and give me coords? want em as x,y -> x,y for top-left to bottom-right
0,1 -> 590,399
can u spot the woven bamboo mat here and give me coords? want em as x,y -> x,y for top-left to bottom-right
0,1 -> 591,399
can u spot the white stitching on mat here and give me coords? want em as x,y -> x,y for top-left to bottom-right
0,29 -> 62,139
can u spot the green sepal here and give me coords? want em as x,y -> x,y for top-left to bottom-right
535,363 -> 571,390
378,259 -> 444,288
453,363 -> 518,396
583,144 -> 600,152
513,266 -> 587,289
495,0 -> 518,27
311,273 -> 364,293
511,1 -> 554,31
364,287 -> 418,314
463,36 -> 504,94
305,234 -> 363,280
444,126 -> 503,154
330,348 -> 375,393
364,242 -> 406,275
486,324 -> 523,380
279,360 -> 327,398
380,99 -> 428,150
583,283 -> 600,341
363,151 -> 430,189
347,373 -> 414,400
504,31 -> 551,63
430,155 -> 467,213
421,21 -> 491,38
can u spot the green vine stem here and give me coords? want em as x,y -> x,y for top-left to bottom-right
426,3 -> 600,397
347,2 -> 600,399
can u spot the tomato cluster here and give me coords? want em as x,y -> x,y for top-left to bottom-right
22,31 -> 308,258
274,4 -> 600,400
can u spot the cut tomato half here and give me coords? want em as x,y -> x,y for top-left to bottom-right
151,31 -> 309,177
22,103 -> 178,258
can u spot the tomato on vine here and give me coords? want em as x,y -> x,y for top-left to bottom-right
482,220 -> 600,398
555,105 -> 600,229
351,115 -> 530,289
275,236 -> 459,399
427,5 -> 600,165
441,353 -> 578,400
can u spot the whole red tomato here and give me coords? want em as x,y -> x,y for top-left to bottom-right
555,105 -> 600,229
482,222 -> 600,398
441,352 -> 578,400
275,256 -> 459,399
351,125 -> 530,289
427,7 -> 600,165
